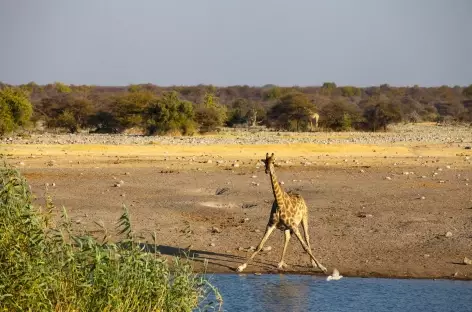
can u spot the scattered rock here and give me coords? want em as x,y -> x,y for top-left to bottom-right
464,257 -> 472,265
445,231 -> 453,238
420,196 -> 426,200
209,243 -> 215,247
242,203 -> 258,209
215,187 -> 229,195
357,212 -> 373,218
262,246 -> 272,252
232,163 -> 240,168
206,159 -> 212,164
385,177 -> 392,180
211,226 -> 222,234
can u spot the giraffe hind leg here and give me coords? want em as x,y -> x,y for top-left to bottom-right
291,227 -> 328,274
301,215 -> 318,269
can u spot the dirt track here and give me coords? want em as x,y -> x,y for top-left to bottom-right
2,125 -> 472,280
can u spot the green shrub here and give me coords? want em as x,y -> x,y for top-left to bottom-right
0,163 -> 221,311
0,87 -> 33,135
267,92 -> 316,131
319,100 -> 361,131
144,91 -> 196,136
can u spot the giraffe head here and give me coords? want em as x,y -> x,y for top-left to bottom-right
262,152 -> 275,174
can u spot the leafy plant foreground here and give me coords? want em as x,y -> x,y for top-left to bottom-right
0,163 -> 222,312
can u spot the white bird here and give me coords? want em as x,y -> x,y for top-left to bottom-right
326,268 -> 343,281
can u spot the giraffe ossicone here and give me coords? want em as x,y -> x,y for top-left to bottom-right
236,152 -> 328,274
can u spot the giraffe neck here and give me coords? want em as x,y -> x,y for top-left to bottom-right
269,166 -> 285,206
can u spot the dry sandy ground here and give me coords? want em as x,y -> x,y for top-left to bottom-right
2,127 -> 472,280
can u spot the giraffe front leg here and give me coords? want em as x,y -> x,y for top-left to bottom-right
277,229 -> 291,270
292,228 -> 328,274
236,224 -> 276,272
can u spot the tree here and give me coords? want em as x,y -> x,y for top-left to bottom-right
363,102 -> 402,131
195,92 -> 227,133
226,98 -> 265,127
0,87 -> 33,135
54,82 -> 72,94
267,92 -> 316,131
39,94 -> 94,133
144,91 -> 195,135
263,86 -> 282,100
111,90 -> 156,130
55,110 -> 78,133
88,111 -> 121,133
320,100 -> 362,131
340,86 -> 361,97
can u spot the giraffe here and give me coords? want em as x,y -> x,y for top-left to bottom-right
309,112 -> 319,131
236,153 -> 328,274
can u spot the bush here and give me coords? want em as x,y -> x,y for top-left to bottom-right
0,164 -> 221,311
111,91 -> 156,130
0,87 -> 33,135
320,100 -> 362,131
195,93 -> 227,133
267,92 -> 316,131
144,91 -> 196,136
88,111 -> 121,133
56,110 -> 79,133
363,102 -> 402,131
195,107 -> 222,133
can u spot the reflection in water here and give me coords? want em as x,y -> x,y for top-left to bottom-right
201,274 -> 472,312
259,274 -> 311,312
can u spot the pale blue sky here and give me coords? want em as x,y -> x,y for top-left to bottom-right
1,0 -> 471,87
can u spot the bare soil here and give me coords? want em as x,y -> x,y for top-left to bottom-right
2,125 -> 472,280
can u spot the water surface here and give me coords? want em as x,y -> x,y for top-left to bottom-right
202,274 -> 472,312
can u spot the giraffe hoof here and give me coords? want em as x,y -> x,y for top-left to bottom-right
236,264 -> 247,272
277,262 -> 288,270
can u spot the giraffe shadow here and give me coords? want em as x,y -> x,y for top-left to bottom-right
137,243 -> 277,271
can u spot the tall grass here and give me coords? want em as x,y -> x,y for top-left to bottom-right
0,164 -> 222,311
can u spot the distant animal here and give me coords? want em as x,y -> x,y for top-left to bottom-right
326,268 -> 343,281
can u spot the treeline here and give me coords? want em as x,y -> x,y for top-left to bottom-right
1,81 -> 472,136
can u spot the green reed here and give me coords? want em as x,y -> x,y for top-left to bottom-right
0,163 -> 222,312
